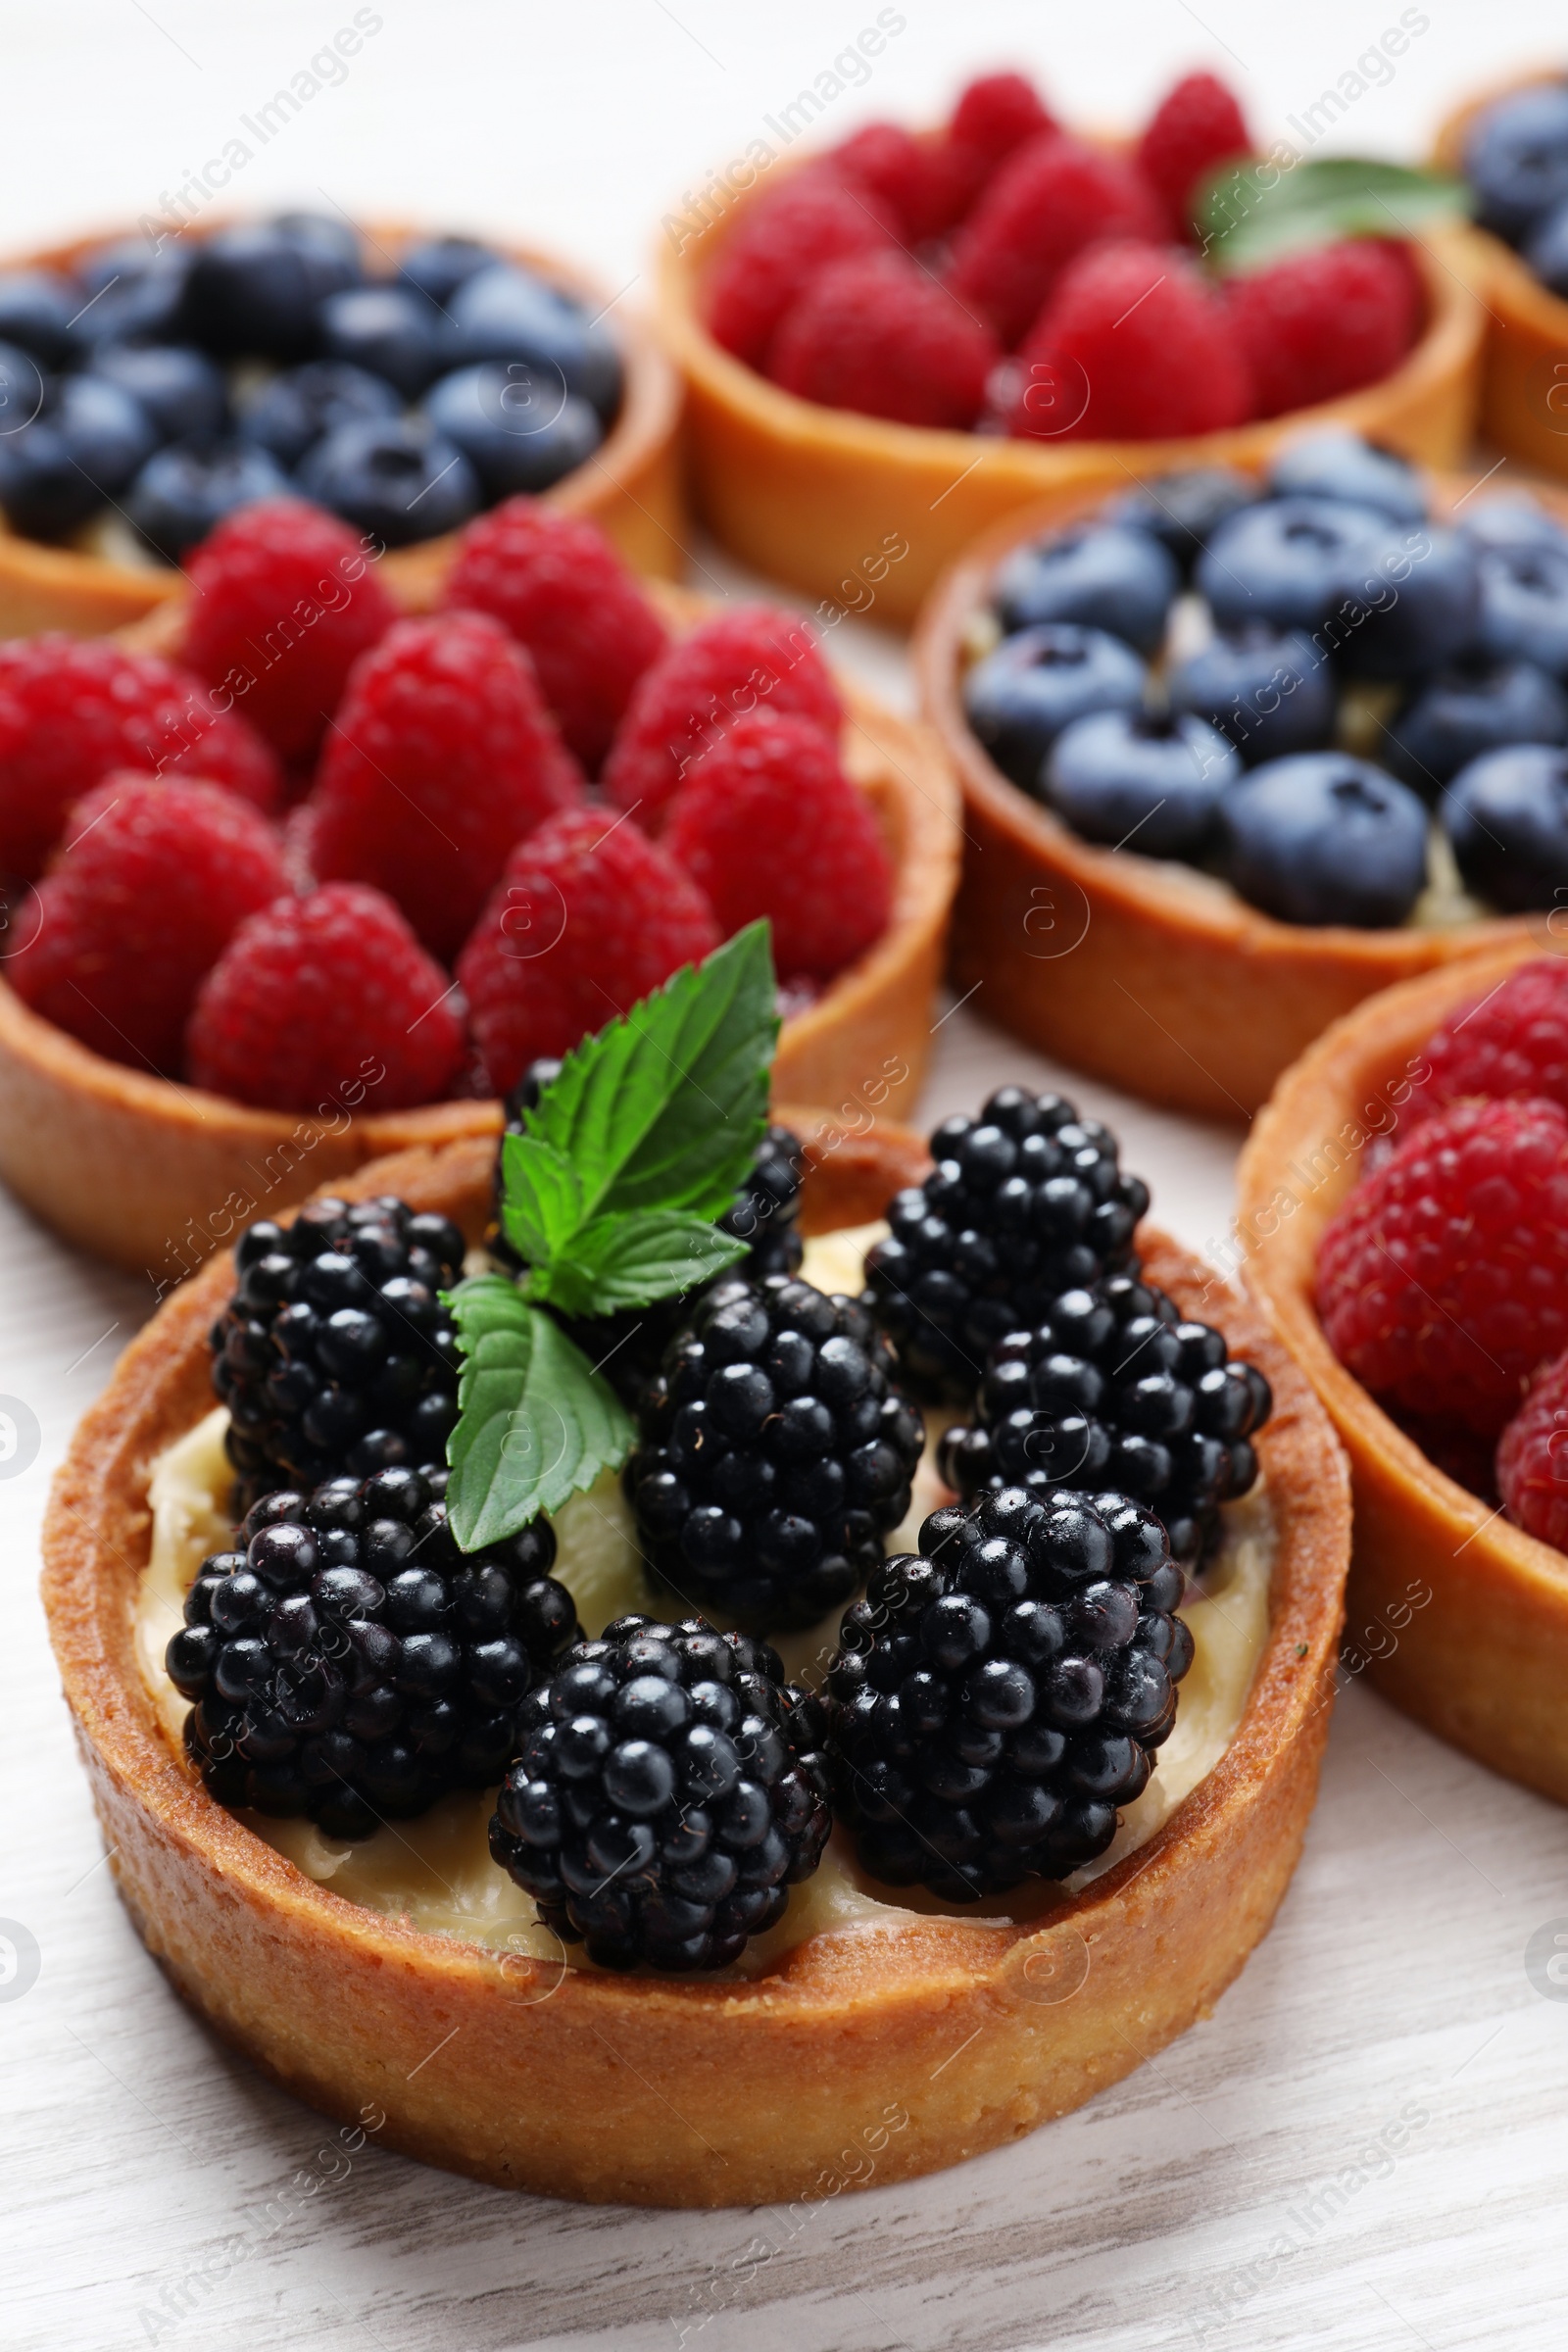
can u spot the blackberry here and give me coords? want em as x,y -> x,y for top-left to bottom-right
939,1273 -> 1272,1570
168,1464 -> 578,1839
490,1612 -> 831,1971
494,1057 -> 808,1401
827,1486 -> 1193,1901
862,1087 -> 1150,1401
211,1195 -> 466,1511
626,1275 -> 925,1634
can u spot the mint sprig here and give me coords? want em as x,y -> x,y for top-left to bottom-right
1195,157 -> 1469,276
443,924 -> 780,1549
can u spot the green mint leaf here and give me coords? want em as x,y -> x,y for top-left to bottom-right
522,922 -> 776,1227
1196,157 -> 1468,276
534,1210 -> 749,1316
443,1274 -> 633,1549
498,1130 -> 581,1269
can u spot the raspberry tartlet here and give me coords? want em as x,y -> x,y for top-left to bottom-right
0,215 -> 682,636
43,997 -> 1349,2202
1237,937 -> 1568,1801
0,504 -> 956,1275
914,444 -> 1567,1115
659,68 -> 1485,624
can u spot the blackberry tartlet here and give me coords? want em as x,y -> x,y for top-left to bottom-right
491,1612 -> 831,1971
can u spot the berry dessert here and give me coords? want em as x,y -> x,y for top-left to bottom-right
662,64 -> 1480,620
1237,940 -> 1568,1807
0,494 -> 955,1275
49,925 -> 1348,2200
918,435 -> 1568,1115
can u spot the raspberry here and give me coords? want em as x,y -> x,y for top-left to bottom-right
1411,958 -> 1568,1118
830,122 -> 956,244
601,604 -> 842,830
440,499 -> 668,772
663,710 -> 893,983
1008,240 -> 1254,441
947,132 -> 1166,347
308,611 -> 581,961
703,166 -> 899,369
456,807 -> 720,1094
1136,72 -> 1253,235
181,499 -> 399,766
1315,1096 -> 1568,1438
186,881 -> 466,1112
1227,240 -> 1424,418
1497,1348 -> 1568,1548
767,251 -> 1001,428
0,637 -> 281,882
8,775 -> 287,1074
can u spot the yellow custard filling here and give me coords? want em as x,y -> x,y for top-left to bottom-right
134,1225 -> 1275,1970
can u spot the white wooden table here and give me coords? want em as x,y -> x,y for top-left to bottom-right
8,5 -> 1568,2345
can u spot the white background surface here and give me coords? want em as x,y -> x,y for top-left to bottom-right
7,5 -> 1568,2348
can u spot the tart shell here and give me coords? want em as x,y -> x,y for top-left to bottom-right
41,1127 -> 1351,2206
0,219 -> 686,638
657,145 -> 1485,628
1236,935 -> 1568,1801
0,585 -> 958,1277
912,470 -> 1558,1120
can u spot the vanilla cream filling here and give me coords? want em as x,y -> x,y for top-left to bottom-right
134,1224 -> 1275,1970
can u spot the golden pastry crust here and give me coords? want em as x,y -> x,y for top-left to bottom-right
656,141 -> 1485,627
42,1127 -> 1350,2206
0,586 -> 958,1277
1238,937 -> 1568,1802
912,470 -> 1565,1119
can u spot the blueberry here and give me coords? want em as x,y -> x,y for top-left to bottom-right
179,220 -> 361,360
1458,495 -> 1568,557
1266,430 -> 1427,523
963,623 -> 1148,792
89,343 -> 227,441
1331,521 -> 1480,682
421,364 -> 602,497
1383,659 -> 1568,793
1168,624 -> 1336,765
297,416 -> 480,547
318,284 -> 444,399
1464,82 -> 1568,245
1197,496 -> 1385,635
1045,708 -> 1237,858
1219,754 -> 1429,928
1104,467 -> 1257,575
1442,745 -> 1568,911
237,359 -> 401,470
0,340 -> 45,439
993,523 -> 1179,657
124,439 -> 292,563
442,263 -> 622,421
398,235 -> 500,308
0,374 -> 157,538
71,239 -> 191,348
274,212 -> 364,278
0,270 -> 79,367
1475,540 -> 1568,676
1524,198 -> 1568,298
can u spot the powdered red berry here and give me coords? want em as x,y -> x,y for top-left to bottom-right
1008,239 -> 1253,440
1316,1096 -> 1568,1438
441,499 -> 668,771
186,880 -> 465,1112
0,637 -> 281,881
947,132 -> 1166,347
309,610 -> 581,961
8,774 -> 288,1074
704,167 -> 899,368
601,605 -> 842,830
1497,1348 -> 1568,1547
1227,240 -> 1424,418
664,710 -> 892,984
768,251 -> 1001,428
181,498 -> 398,765
1136,71 -> 1253,236
457,807 -> 720,1093
1413,957 -> 1568,1118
